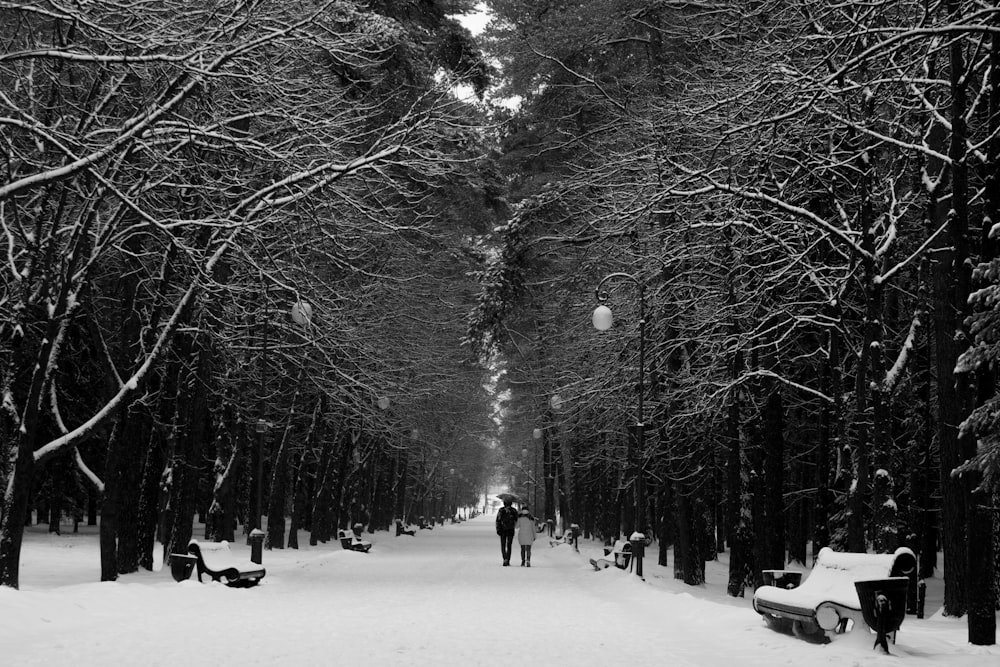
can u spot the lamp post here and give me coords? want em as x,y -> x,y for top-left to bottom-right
254,418 -> 269,531
592,272 -> 647,546
253,283 -> 271,549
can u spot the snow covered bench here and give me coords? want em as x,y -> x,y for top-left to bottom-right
589,540 -> 632,570
187,539 -> 266,588
338,529 -> 372,553
550,524 -> 581,549
752,546 -> 916,641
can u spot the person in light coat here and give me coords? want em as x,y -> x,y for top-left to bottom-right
516,507 -> 536,567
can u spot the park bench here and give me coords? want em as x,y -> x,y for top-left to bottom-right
549,524 -> 582,550
589,540 -> 632,571
396,519 -> 416,536
186,540 -> 266,588
338,528 -> 372,553
752,546 -> 916,642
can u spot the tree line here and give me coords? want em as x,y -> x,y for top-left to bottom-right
0,0 -> 499,590
469,0 -> 998,645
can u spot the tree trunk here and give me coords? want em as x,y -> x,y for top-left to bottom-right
47,457 -> 64,535
115,411 -> 152,574
206,441 -> 240,544
762,388 -> 786,567
937,0 -> 973,614
137,427 -> 169,570
266,426 -> 291,550
658,480 -> 670,568
205,403 -> 240,544
964,23 -> 1000,646
0,432 -> 37,588
814,320 -> 835,558
914,263 -> 938,579
166,347 -> 211,557
726,358 -> 751,596
310,424 -> 337,545
0,281 -> 76,587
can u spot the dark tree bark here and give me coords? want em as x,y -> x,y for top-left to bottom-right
914,262 -> 938,579
99,421 -> 125,581
137,427 -> 169,570
165,344 -> 211,558
726,362 -> 752,595
936,0 -> 973,615
787,458 -> 808,566
964,27 -> 1000,645
47,457 -> 65,535
813,318 -> 835,558
1,275 -> 79,587
205,403 -> 240,544
762,388 -> 786,567
114,412 -> 152,574
288,446 -> 310,550
265,425 -> 292,550
310,424 -> 337,545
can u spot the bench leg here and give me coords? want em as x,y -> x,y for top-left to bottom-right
762,614 -> 794,635
791,620 -> 829,644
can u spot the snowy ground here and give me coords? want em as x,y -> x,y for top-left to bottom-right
1,515 -> 997,666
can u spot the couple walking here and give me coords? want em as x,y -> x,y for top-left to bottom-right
495,497 -> 535,566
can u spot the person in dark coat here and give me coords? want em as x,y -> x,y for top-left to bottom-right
495,498 -> 518,566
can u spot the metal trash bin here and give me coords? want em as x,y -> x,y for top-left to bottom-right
169,553 -> 197,582
854,577 -> 909,653
629,532 -> 646,579
249,528 -> 265,565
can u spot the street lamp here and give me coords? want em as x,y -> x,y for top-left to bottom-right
290,300 -> 313,326
592,272 -> 647,552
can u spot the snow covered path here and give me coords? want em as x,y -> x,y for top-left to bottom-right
2,515 -> 997,666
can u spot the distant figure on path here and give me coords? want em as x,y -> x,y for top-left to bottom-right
495,498 -> 518,566
516,507 -> 535,567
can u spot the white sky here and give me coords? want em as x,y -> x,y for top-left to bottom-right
451,3 -> 521,110
455,3 -> 490,35
3,514 -> 997,666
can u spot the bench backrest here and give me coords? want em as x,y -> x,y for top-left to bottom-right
189,540 -> 236,569
812,546 -> 915,579
794,546 -> 915,606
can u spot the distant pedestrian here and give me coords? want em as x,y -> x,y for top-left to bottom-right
495,498 -> 518,566
516,507 -> 536,566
